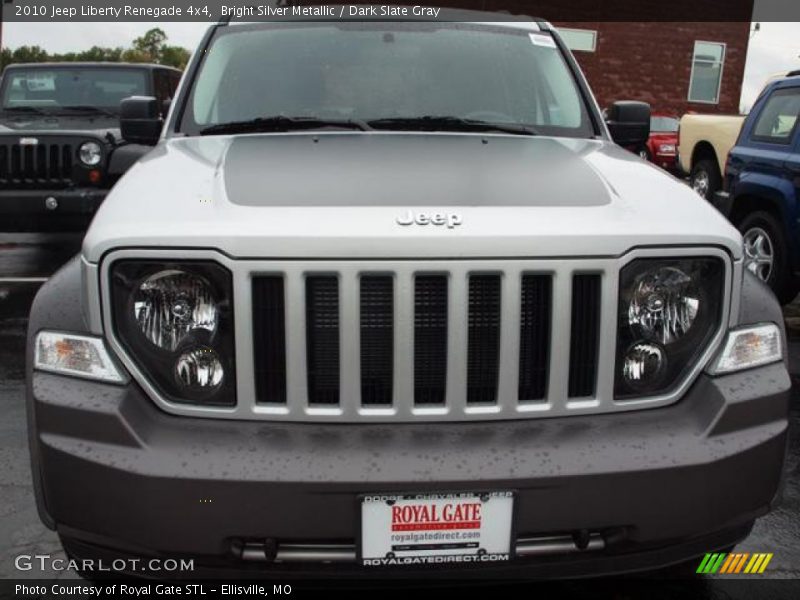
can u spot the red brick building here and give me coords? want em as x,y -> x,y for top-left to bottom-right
422,1 -> 754,116
552,22 -> 751,116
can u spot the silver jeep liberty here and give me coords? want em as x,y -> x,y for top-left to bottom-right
27,12 -> 790,578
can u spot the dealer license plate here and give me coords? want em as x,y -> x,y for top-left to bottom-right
360,491 -> 514,567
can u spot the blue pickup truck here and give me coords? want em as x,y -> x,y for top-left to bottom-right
715,74 -> 800,304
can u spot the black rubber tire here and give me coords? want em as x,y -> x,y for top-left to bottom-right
738,210 -> 799,305
690,158 -> 721,200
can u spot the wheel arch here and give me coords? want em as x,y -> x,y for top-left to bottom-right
729,194 -> 785,228
690,141 -> 719,173
731,184 -> 800,294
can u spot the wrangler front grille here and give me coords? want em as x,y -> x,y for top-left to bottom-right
247,260 -> 626,422
0,139 -> 74,188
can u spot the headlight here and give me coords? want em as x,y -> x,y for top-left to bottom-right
616,258 -> 724,398
658,143 -> 676,154
78,141 -> 102,166
627,266 -> 699,344
111,260 -> 236,406
134,269 -> 218,351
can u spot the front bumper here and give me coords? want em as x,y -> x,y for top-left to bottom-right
0,188 -> 106,217
29,360 -> 790,578
654,153 -> 678,172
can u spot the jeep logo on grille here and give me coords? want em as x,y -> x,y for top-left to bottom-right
19,137 -> 39,146
396,210 -> 463,229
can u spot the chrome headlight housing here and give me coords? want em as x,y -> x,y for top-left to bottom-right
111,261 -> 236,406
78,140 -> 103,166
615,257 -> 724,398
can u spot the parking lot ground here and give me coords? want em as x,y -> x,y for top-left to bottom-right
0,232 -> 798,592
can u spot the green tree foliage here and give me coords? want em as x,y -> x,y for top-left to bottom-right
0,28 -> 189,72
159,46 -> 191,69
132,28 -> 167,62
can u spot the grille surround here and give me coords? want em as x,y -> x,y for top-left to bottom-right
0,136 -> 76,188
99,248 -> 735,422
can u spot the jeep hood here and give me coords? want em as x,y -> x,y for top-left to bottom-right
83,132 -> 743,262
0,114 -> 120,136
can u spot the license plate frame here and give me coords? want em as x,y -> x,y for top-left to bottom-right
359,491 -> 515,567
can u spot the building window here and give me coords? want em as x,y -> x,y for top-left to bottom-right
750,88 -> 800,144
559,28 -> 597,52
688,41 -> 726,104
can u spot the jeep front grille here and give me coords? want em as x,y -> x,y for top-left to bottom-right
0,140 -> 74,188
99,251 -> 734,422
249,262 -> 616,421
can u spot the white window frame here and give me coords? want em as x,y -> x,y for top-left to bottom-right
558,28 -> 597,53
688,40 -> 726,105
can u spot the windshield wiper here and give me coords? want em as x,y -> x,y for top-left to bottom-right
60,105 -> 117,118
199,115 -> 372,136
2,106 -> 48,115
367,116 -> 537,136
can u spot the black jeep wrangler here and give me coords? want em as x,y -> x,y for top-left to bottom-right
0,62 -> 181,230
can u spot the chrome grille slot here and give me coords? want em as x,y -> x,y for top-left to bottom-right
568,274 -> 602,398
466,274 -> 502,404
414,275 -> 449,405
518,274 -> 552,402
252,276 -> 287,404
360,276 -> 394,406
305,276 -> 340,405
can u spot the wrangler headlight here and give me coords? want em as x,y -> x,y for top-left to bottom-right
111,261 -> 236,406
616,258 -> 724,398
78,141 -> 102,166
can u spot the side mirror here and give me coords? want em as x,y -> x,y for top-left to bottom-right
605,101 -> 651,147
120,96 -> 162,145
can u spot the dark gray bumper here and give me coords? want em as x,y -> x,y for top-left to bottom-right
25,260 -> 791,578
0,188 -> 106,216
28,362 -> 790,576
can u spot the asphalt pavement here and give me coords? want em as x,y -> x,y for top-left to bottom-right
0,231 -> 798,591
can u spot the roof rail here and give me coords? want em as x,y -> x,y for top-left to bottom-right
787,69 -> 800,77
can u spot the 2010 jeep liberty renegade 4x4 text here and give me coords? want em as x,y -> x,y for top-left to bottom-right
27,13 -> 790,578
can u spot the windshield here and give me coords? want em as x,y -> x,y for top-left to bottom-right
0,68 -> 148,114
180,22 -> 594,137
650,116 -> 679,133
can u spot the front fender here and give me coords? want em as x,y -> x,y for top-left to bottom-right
107,143 -> 154,180
26,255 -> 90,529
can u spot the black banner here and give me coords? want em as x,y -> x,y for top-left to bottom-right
0,0 -> 796,23
4,578 -> 800,600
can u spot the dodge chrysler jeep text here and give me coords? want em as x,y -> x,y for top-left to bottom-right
26,13 -> 790,578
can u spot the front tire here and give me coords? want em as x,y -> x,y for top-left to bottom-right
739,210 -> 799,304
690,159 -> 721,200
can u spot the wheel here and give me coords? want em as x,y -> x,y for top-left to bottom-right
739,210 -> 799,304
690,159 -> 721,200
